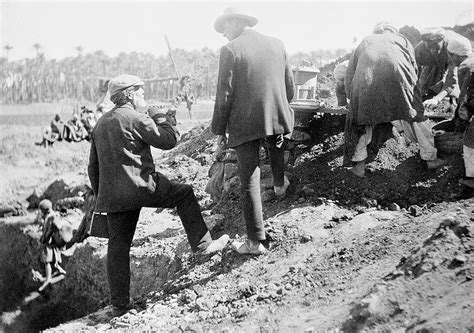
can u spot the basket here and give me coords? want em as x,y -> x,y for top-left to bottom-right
434,131 -> 464,155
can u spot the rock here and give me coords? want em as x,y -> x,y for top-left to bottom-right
408,205 -> 422,216
389,203 -> 401,211
453,255 -> 467,263
0,202 -> 27,217
56,196 -> 84,211
300,184 -> 317,197
180,289 -> 198,305
300,234 -> 313,243
195,297 -> 214,311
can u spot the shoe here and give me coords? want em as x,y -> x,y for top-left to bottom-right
231,239 -> 267,255
427,158 -> 447,170
274,176 -> 290,197
349,160 -> 365,178
200,234 -> 230,256
89,304 -> 131,323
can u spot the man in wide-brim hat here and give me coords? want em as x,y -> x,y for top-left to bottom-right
211,7 -> 295,255
213,7 -> 258,33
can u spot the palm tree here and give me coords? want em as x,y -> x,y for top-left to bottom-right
76,45 -> 84,57
33,43 -> 42,58
3,44 -> 12,61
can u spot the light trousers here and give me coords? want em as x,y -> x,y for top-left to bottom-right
352,120 -> 438,162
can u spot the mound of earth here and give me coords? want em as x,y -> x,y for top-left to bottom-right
44,118 -> 473,331
1,112 -> 473,332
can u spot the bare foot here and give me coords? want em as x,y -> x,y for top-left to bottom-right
349,161 -> 366,178
31,269 -> 45,282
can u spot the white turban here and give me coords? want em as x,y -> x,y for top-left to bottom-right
447,33 -> 472,56
373,22 -> 398,34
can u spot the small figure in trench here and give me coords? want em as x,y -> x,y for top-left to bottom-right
32,199 -> 67,292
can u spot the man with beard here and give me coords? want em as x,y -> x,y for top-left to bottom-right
88,74 -> 229,317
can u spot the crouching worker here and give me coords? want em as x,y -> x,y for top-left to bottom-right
33,199 -> 67,292
88,74 -> 229,317
446,34 -> 474,196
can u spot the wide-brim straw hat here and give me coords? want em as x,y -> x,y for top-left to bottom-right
214,7 -> 258,33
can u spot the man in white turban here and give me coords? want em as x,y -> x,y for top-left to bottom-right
446,34 -> 474,195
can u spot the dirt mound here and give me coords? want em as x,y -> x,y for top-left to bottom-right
345,207 -> 473,332
2,110 -> 473,331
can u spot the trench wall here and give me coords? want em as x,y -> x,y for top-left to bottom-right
0,223 -> 180,332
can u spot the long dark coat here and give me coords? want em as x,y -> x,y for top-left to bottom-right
345,32 -> 424,125
212,29 -> 295,148
458,54 -> 474,148
88,103 -> 177,213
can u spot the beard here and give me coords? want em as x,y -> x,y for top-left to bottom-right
133,95 -> 148,112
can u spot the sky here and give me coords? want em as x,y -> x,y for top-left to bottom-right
1,0 -> 473,61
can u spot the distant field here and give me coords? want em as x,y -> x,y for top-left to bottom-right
0,100 -> 214,130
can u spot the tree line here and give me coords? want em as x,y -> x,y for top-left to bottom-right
0,46 -> 347,105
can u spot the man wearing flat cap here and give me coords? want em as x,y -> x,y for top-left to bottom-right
414,28 -> 462,107
212,8 -> 295,255
88,74 -> 229,316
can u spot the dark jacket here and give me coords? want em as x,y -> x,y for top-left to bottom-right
458,54 -> 474,148
88,103 -> 177,212
414,40 -> 458,98
345,32 -> 424,125
212,29 -> 295,148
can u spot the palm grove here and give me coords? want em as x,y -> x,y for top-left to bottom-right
1,44 -> 347,105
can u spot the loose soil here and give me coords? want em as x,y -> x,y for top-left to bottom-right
0,101 -> 473,332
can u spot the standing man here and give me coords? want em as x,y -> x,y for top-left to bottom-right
344,22 -> 446,177
446,34 -> 474,195
212,8 -> 295,255
88,74 -> 229,316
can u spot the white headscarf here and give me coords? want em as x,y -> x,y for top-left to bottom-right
446,33 -> 472,56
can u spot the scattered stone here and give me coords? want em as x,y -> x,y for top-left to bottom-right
300,234 -> 313,243
300,184 -> 317,197
389,203 -> 401,211
453,255 -> 467,264
408,205 -> 422,217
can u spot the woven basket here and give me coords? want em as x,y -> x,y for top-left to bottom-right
434,131 -> 464,155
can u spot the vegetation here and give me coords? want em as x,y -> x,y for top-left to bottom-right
1,46 -> 347,105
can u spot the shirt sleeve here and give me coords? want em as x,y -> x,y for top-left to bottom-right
212,45 -> 235,136
345,47 -> 359,99
284,46 -> 295,103
87,136 -> 99,195
442,64 -> 458,97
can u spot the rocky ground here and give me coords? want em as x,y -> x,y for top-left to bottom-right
0,99 -> 473,332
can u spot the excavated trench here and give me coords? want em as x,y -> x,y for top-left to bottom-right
0,221 -> 183,332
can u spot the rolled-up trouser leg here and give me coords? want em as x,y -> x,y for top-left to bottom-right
157,182 -> 212,252
266,135 -> 285,187
464,145 -> 474,177
351,125 -> 373,162
235,139 -> 266,242
107,209 -> 140,308
394,120 -> 437,161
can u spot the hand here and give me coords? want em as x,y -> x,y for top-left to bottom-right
217,135 -> 227,148
423,98 -> 439,108
215,135 -> 228,161
166,108 -> 177,126
147,105 -> 167,123
458,104 -> 470,121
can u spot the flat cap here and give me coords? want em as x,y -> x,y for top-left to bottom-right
108,74 -> 144,97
